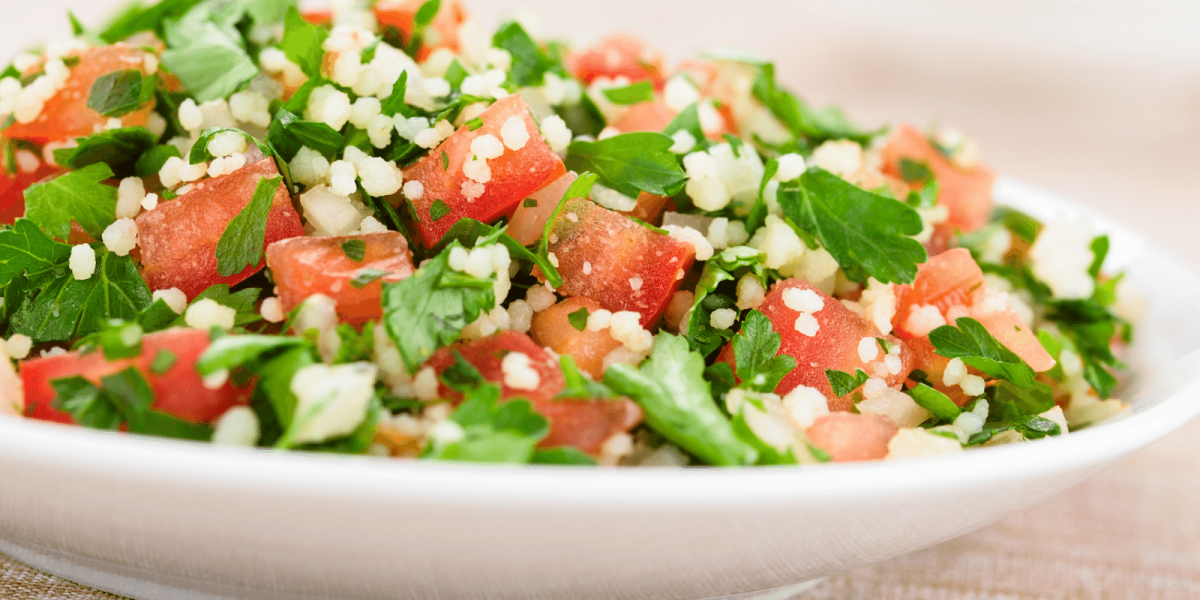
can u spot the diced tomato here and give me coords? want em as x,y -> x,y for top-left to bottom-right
880,124 -> 996,234
805,412 -> 898,462
542,197 -> 695,327
423,331 -> 642,454
300,9 -> 333,26
530,297 -> 623,380
621,191 -> 671,225
266,232 -> 415,324
893,248 -> 1055,372
20,329 -> 251,425
3,44 -> 156,144
0,161 -> 59,225
612,98 -> 676,134
398,95 -> 565,248
507,171 -> 576,246
136,157 -> 304,299
568,33 -> 665,88
374,0 -> 469,60
904,335 -> 971,407
718,279 -> 912,411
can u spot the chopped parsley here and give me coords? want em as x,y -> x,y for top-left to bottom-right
214,175 -> 282,278
906,383 -> 961,423
565,132 -> 687,199
430,199 -> 451,222
732,310 -> 795,393
150,349 -> 178,375
567,307 -> 589,331
602,81 -> 654,105
52,127 -> 159,175
340,239 -> 366,262
825,368 -> 869,398
52,367 -> 213,441
686,246 -> 766,357
350,268 -> 390,288
87,69 -> 156,118
927,317 -> 1036,387
280,7 -> 328,77
24,162 -> 118,240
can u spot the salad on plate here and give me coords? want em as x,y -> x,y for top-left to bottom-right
0,0 -> 1140,466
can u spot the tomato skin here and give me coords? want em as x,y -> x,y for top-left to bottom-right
135,158 -> 304,300
0,162 -> 59,225
266,232 -> 415,324
530,297 -> 623,380
544,197 -> 695,328
20,329 -> 251,425
423,331 -> 642,454
806,412 -> 898,462
374,0 -> 468,60
568,33 -> 665,88
718,279 -> 912,411
3,45 -> 156,144
398,95 -> 565,248
881,124 -> 996,234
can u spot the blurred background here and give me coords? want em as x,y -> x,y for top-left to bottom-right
9,0 -> 1199,264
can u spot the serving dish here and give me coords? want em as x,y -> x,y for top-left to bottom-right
1,177 -> 1197,600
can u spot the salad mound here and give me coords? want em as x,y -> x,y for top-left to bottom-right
0,0 -> 1138,466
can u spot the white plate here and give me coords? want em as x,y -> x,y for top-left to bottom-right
1,178 -> 1198,600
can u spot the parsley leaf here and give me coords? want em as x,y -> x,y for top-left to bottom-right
280,6 -> 327,77
87,70 -> 156,118
825,368 -> 869,398
987,379 -> 1056,421
24,162 -> 118,240
733,310 -> 795,393
423,364 -> 550,464
0,219 -> 73,286
604,333 -> 758,466
686,246 -> 766,357
927,317 -> 1036,387
73,319 -> 144,360
565,132 -> 687,198
906,383 -> 962,423
531,446 -> 599,465
189,127 -> 271,164
381,241 -> 496,373
266,108 -> 344,162
52,127 -> 158,175
340,239 -> 366,262
556,355 -> 615,400
429,199 -> 451,221
214,175 -> 282,277
1044,299 -> 1122,398
99,0 -> 204,44
52,367 -> 213,441
350,268 -> 389,288
150,349 -> 178,374
968,415 -> 1060,446
9,246 -> 152,343
778,167 -> 926,284
567,307 -> 589,331
602,81 -> 654,105
492,20 -> 557,87
379,71 -> 410,117
160,6 -> 260,102
135,144 -> 181,177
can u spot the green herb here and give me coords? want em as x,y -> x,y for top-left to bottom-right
0,219 -> 73,287
440,150 -> 450,170
987,379 -> 1055,421
907,383 -> 962,423
74,319 -> 144,360
778,167 -> 926,284
565,132 -> 687,198
602,81 -> 654,105
531,447 -> 598,466
24,162 -> 118,240
266,109 -> 343,162
52,367 -> 213,441
9,247 -> 152,343
744,157 -> 777,234
465,117 -> 484,131
382,242 -> 496,373
340,239 -> 366,262
604,333 -> 758,466
927,317 -> 1036,386
729,395 -> 799,466
492,20 -> 557,87
87,70 -> 156,118
686,246 -> 766,356
556,355 -> 615,400
422,361 -> 550,463
134,144 -> 181,177
379,70 -> 410,117
443,60 -> 468,89
214,175 -> 282,277
150,349 -> 178,374
897,158 -> 933,183
732,310 -> 795,393
523,198 -> 537,208
189,127 -> 269,164
662,102 -> 705,145
350,268 -> 389,288
160,15 -> 259,103
994,207 -> 1042,244
332,323 -> 374,364
280,6 -> 327,77
1044,299 -> 1122,398
825,368 -> 869,398
196,334 -> 310,376
403,0 -> 442,56
567,307 -> 589,331
430,199 -> 451,222
537,173 -> 597,288
968,415 -> 1060,446
1088,235 -> 1109,280
100,0 -> 205,44
52,127 -> 159,175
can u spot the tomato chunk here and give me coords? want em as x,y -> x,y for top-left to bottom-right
3,44 -> 156,144
612,99 -> 676,134
507,171 -> 577,246
806,412 -> 898,462
893,248 -> 1055,372
398,95 -> 565,248
266,232 -> 415,324
881,124 -> 996,234
543,197 -> 695,327
0,161 -> 59,225
374,0 -> 468,60
20,329 -> 251,425
423,331 -> 642,454
568,33 -> 665,87
136,157 -> 303,299
530,297 -> 623,380
719,279 -> 912,411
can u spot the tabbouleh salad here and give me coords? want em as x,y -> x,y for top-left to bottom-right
0,0 -> 1141,466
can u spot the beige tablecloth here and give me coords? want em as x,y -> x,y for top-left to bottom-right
4,415 -> 1199,599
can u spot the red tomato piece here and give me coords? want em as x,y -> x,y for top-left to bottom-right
543,197 -> 695,327
300,9 -> 333,26
621,191 -> 671,225
718,279 -> 912,411
881,124 -> 996,234
530,297 -> 623,380
506,171 -> 577,246
612,98 -> 676,134
20,329 -> 251,425
266,232 -> 415,324
568,33 -> 665,88
806,412 -> 898,462
135,157 -> 304,300
398,95 -> 565,248
3,44 -> 156,144
0,160 -> 59,225
423,331 -> 642,454
893,248 -> 1055,372
374,0 -> 469,60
